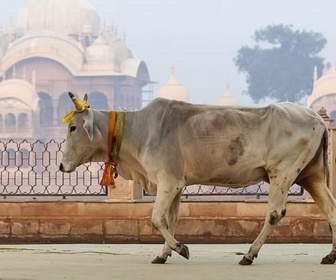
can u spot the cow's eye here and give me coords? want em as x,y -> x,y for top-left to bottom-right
70,125 -> 76,132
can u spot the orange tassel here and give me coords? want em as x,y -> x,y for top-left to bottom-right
99,111 -> 117,188
100,162 -> 116,188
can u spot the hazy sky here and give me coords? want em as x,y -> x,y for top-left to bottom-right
1,0 -> 336,105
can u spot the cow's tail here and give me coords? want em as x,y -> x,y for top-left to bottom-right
323,127 -> 330,189
322,127 -> 333,233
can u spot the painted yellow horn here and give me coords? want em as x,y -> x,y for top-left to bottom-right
69,92 -> 83,111
62,92 -> 89,123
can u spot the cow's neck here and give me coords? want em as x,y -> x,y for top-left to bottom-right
91,110 -> 110,162
114,110 -> 150,182
93,110 -> 125,159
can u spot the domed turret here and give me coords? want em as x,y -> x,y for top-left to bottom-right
85,35 -> 115,64
307,64 -> 336,120
16,0 -> 100,36
216,81 -> 239,106
113,39 -> 133,65
0,79 -> 39,110
157,67 -> 189,102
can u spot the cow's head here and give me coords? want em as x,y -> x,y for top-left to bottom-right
59,93 -> 104,173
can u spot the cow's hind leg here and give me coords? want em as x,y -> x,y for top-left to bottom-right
302,179 -> 336,264
239,175 -> 292,265
151,179 -> 188,263
152,190 -> 182,264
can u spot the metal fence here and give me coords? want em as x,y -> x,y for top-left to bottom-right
0,139 -> 106,198
179,182 -> 304,199
0,139 -> 304,199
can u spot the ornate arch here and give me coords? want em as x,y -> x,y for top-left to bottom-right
18,113 -> 29,128
88,91 -> 109,110
5,113 -> 16,131
38,92 -> 53,127
57,92 -> 76,124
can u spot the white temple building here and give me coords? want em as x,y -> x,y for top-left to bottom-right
0,0 -> 150,140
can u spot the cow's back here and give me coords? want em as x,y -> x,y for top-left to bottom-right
124,99 -> 326,188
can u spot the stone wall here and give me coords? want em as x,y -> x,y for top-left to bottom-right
0,200 -> 331,244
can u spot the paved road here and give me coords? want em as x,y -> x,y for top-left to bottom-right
0,243 -> 334,280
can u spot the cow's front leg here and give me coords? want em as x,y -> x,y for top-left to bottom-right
150,180 -> 188,264
152,189 -> 182,264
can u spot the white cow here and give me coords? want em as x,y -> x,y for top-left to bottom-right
60,93 -> 336,265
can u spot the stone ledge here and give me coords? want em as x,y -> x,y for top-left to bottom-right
0,200 -> 330,243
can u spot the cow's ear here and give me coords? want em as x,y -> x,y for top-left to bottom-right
83,120 -> 93,142
83,110 -> 94,142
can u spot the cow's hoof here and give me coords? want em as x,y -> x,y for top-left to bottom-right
321,255 -> 336,264
151,256 -> 167,264
239,256 -> 253,266
177,243 -> 190,260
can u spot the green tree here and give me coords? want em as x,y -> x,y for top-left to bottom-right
234,24 -> 327,103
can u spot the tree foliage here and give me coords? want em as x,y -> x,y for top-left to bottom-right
234,24 -> 327,103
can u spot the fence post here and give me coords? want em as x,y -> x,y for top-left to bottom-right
318,107 -> 336,198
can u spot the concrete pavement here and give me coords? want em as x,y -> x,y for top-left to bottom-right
0,243 -> 335,280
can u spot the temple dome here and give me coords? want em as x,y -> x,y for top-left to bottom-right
307,65 -> 336,108
157,67 -> 189,102
216,81 -> 239,106
16,0 -> 100,36
85,35 -> 115,64
113,40 -> 133,65
306,64 -> 336,121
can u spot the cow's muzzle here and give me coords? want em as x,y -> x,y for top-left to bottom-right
59,163 -> 65,172
59,162 -> 76,173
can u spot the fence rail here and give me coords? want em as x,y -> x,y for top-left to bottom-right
0,139 -> 305,199
179,182 -> 304,199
